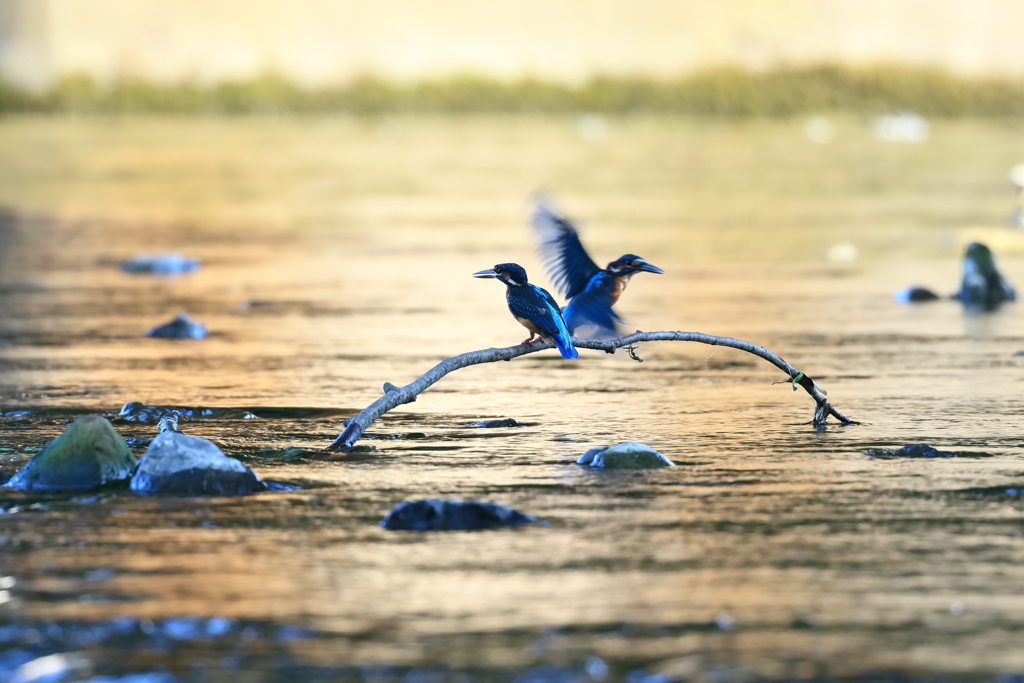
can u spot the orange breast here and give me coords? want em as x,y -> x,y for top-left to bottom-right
609,276 -> 628,306
515,316 -> 544,336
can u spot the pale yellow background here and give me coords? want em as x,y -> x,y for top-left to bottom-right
2,0 -> 1024,90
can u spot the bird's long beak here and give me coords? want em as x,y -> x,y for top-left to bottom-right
472,269 -> 498,278
636,260 -> 665,274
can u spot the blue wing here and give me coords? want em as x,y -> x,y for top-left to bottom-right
531,200 -> 602,300
562,273 -> 622,339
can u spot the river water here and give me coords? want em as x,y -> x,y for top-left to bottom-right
1,116 -> 1024,681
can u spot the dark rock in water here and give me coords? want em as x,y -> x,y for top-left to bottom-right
123,437 -> 152,449
380,498 -> 534,531
866,444 -> 957,458
120,402 -> 172,422
146,313 -> 207,339
131,431 -> 266,496
121,252 -> 200,276
4,415 -> 137,490
119,402 -> 256,422
264,481 -> 302,491
893,286 -> 941,304
577,442 -> 674,469
956,242 -> 1016,312
259,447 -> 317,460
321,445 -> 381,463
91,670 -> 179,683
468,418 -> 521,428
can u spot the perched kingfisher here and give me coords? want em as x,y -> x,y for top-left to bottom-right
473,263 -> 579,359
531,201 -> 664,338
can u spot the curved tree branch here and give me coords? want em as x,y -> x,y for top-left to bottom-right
326,330 -> 853,451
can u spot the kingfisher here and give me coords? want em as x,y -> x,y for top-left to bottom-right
531,201 -> 664,338
473,263 -> 579,359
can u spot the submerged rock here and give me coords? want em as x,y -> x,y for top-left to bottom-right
4,415 -> 137,490
146,312 -> 207,339
131,431 -> 266,496
257,447 -> 317,459
468,418 -> 521,428
121,252 -> 200,276
867,444 -> 957,458
956,242 -> 1016,312
119,402 -> 256,422
157,411 -> 183,433
577,442 -> 674,469
893,286 -> 941,304
380,498 -> 534,531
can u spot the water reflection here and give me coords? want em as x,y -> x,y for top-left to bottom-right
0,117 -> 1024,680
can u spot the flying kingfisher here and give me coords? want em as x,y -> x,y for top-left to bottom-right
473,263 -> 579,359
532,201 -> 664,338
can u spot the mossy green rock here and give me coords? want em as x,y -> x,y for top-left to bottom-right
577,442 -> 674,469
4,415 -> 137,490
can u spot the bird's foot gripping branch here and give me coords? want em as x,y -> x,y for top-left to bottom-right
326,330 -> 854,451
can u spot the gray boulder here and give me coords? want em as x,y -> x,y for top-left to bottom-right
577,442 -> 674,469
380,498 -> 534,531
4,415 -> 137,490
131,431 -> 266,496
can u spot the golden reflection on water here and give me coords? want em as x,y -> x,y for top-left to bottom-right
1,115 -> 1024,678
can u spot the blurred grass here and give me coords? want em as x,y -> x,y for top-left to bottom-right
4,65 -> 1024,116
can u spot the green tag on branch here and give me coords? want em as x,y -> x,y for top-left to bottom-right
791,372 -> 804,391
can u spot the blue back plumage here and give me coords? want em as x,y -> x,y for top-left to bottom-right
505,283 -> 579,359
563,272 -> 622,338
530,284 -> 579,359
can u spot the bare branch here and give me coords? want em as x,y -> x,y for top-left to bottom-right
326,330 -> 853,451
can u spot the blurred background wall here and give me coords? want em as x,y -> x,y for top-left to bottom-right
3,0 -> 1024,91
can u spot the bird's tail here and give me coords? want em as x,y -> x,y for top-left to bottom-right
551,331 -> 579,359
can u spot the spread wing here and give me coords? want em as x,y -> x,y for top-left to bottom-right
531,200 -> 601,300
562,275 -> 623,339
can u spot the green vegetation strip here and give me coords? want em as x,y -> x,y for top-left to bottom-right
4,65 -> 1024,117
